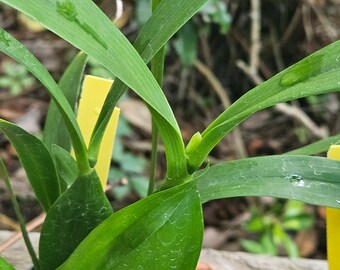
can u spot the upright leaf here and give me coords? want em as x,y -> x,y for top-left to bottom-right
194,155 -> 340,208
39,169 -> 113,270
58,182 -> 203,270
44,52 -> 88,151
0,120 -> 60,211
187,41 -> 340,172
0,28 -> 89,175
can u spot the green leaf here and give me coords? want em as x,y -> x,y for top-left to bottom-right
241,239 -> 265,254
0,119 -> 60,211
0,28 -> 89,175
58,182 -> 203,270
39,170 -> 113,270
285,134 -> 340,155
194,155 -> 340,208
281,233 -> 299,257
43,51 -> 88,152
283,214 -> 313,231
187,41 -> 340,172
52,144 -> 78,189
0,256 -> 15,270
89,0 -> 208,184
174,21 -> 198,67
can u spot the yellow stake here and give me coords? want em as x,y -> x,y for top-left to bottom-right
327,145 -> 340,270
77,75 -> 120,189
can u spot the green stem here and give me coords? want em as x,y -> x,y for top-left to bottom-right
148,0 -> 166,195
0,156 -> 41,270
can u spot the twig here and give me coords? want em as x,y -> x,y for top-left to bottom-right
194,59 -> 248,158
236,0 -> 328,140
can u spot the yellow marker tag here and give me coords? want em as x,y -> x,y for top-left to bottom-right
327,145 -> 340,270
77,75 -> 120,189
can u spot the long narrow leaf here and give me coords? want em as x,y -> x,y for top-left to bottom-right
39,169 -> 113,270
44,52 -> 88,151
58,182 -> 203,270
0,120 -> 60,211
89,0 -> 208,183
285,134 -> 340,155
0,28 -> 89,175
187,41 -> 340,172
194,155 -> 340,208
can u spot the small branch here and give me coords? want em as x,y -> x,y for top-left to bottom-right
249,0 -> 261,75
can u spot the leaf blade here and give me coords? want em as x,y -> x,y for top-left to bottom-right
194,155 -> 340,208
58,182 -> 203,270
0,120 -> 60,211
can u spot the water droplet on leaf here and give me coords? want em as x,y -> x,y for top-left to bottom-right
286,174 -> 305,187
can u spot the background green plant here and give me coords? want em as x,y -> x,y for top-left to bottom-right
0,0 -> 340,269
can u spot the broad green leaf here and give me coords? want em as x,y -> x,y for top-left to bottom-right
44,51 -> 88,151
0,119 -> 60,211
194,155 -> 340,208
58,182 -> 203,270
187,41 -> 340,172
0,28 -> 89,175
39,169 -> 112,270
90,0 -> 208,183
285,134 -> 340,155
52,144 -> 77,189
0,257 -> 15,270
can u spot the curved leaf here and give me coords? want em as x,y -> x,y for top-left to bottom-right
58,182 -> 203,270
89,0 -> 208,183
0,28 -> 89,175
285,134 -> 340,155
0,119 -> 60,211
194,155 -> 340,208
44,51 -> 88,152
187,41 -> 340,172
39,169 -> 112,270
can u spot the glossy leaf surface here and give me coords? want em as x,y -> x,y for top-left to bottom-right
39,170 -> 113,270
285,134 -> 340,155
44,52 -> 88,151
187,41 -> 340,171
0,120 -> 60,211
0,28 -> 89,174
58,182 -> 203,270
195,155 -> 340,208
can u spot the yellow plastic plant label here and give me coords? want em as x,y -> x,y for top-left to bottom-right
77,75 -> 120,189
327,145 -> 340,269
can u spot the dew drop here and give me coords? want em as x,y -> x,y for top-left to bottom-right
336,200 -> 340,205
286,173 -> 305,187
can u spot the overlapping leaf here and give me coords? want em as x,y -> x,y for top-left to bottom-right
285,134 -> 340,155
39,170 -> 113,270
195,155 -> 340,208
0,120 -> 60,211
58,182 -> 203,270
0,28 -> 89,175
187,41 -> 340,172
44,52 -> 88,151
